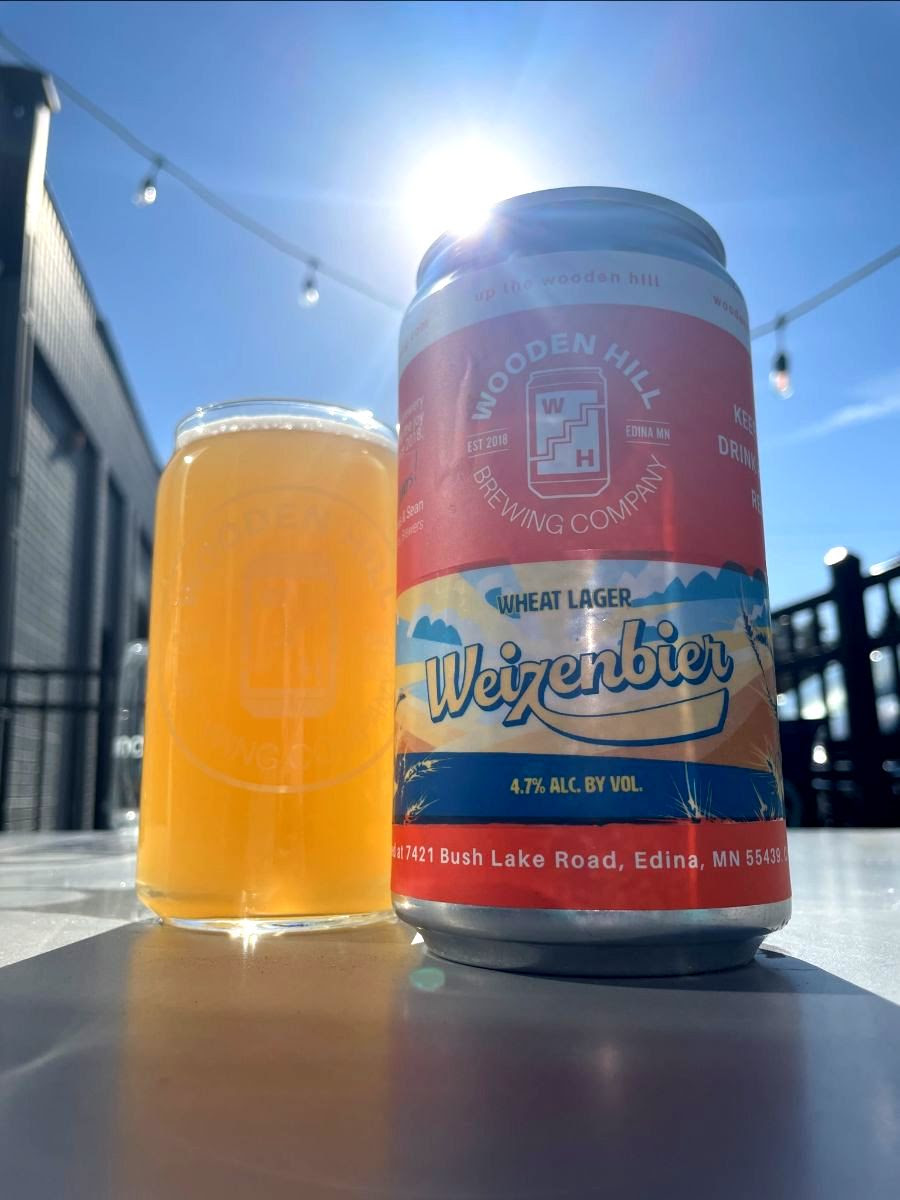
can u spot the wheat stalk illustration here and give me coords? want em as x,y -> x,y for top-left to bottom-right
672,764 -> 715,822
402,796 -> 439,824
740,588 -> 778,718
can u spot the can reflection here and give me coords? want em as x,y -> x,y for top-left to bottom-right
113,922 -> 405,1197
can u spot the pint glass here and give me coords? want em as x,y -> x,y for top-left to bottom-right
137,400 -> 396,930
107,639 -> 147,834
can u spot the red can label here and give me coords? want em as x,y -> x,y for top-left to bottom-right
394,250 -> 790,911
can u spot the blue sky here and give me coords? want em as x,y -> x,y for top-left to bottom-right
3,0 -> 899,606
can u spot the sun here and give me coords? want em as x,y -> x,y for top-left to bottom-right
402,135 -> 535,252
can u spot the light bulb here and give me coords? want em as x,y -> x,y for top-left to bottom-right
133,157 -> 163,207
300,277 -> 319,307
133,176 -> 158,207
769,350 -> 792,398
770,369 -> 792,397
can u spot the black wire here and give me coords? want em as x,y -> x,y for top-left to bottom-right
2,28 -> 896,330
0,28 -> 406,313
750,245 -> 900,340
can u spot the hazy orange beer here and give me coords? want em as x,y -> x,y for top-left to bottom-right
137,400 -> 396,929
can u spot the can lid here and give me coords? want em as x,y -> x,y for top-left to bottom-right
415,187 -> 727,291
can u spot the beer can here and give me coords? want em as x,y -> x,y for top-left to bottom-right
393,188 -> 791,975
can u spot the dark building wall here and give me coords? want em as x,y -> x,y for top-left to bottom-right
29,188 -> 158,542
12,356 -> 95,669
5,359 -> 97,828
26,188 -> 159,663
0,68 -> 160,830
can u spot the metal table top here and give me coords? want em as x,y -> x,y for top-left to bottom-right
0,829 -> 898,1198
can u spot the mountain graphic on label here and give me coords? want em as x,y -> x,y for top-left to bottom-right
526,367 -> 610,499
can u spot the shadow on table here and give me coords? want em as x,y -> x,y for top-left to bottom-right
401,946 -> 900,1200
418,942 -> 890,997
0,923 -> 898,1200
546,946 -> 875,995
418,944 -> 899,1004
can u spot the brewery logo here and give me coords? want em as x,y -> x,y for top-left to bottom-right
467,332 -> 667,534
526,366 -> 610,500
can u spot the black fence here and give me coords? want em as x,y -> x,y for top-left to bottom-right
774,552 -> 899,827
0,659 -> 115,831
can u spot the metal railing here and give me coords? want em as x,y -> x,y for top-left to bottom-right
0,662 -> 115,830
773,551 -> 900,826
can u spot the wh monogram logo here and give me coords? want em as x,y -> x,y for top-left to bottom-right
526,367 -> 611,500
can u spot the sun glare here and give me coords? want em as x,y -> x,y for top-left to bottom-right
403,136 -> 534,251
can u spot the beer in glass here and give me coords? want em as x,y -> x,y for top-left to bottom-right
138,399 -> 396,930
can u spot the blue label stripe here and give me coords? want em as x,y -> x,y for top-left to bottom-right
394,752 -> 783,825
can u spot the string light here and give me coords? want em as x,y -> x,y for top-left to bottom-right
769,316 -> 793,398
750,244 -> 900,340
300,262 -> 320,308
770,351 -> 791,398
752,245 -> 900,401
133,156 -> 162,207
0,30 -> 896,326
135,178 -> 156,206
0,29 -> 404,313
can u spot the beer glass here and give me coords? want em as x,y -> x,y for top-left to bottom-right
137,400 -> 396,930
107,639 -> 148,834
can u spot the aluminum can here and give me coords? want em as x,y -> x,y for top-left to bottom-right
393,188 -> 791,975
